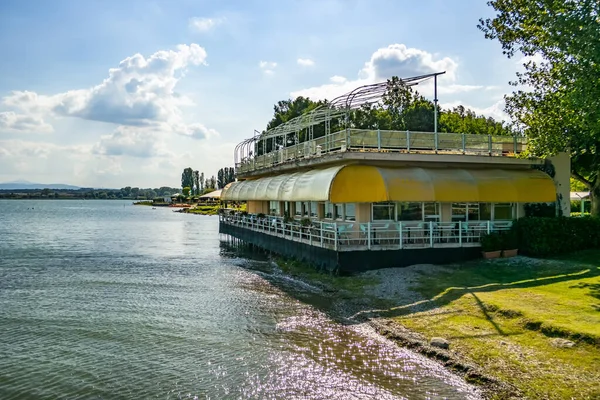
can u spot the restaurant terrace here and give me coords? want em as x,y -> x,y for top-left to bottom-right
219,72 -> 569,272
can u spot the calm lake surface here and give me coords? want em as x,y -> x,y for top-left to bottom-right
0,200 -> 480,399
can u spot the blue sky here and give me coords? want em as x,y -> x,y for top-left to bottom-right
0,0 -> 522,188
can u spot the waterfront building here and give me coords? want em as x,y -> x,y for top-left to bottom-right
220,73 -> 569,272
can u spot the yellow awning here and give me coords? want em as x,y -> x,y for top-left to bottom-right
221,165 -> 556,203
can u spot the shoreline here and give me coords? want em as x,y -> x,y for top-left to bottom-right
269,259 -> 516,399
269,255 -> 600,400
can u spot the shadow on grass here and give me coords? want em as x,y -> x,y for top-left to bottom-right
360,267 -> 600,321
221,241 -> 600,342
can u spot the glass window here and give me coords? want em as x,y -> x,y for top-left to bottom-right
269,201 -> 280,215
295,201 -> 302,217
344,204 -> 356,221
373,202 -> 395,221
325,202 -> 334,219
303,202 -> 309,217
424,202 -> 440,221
451,203 -> 466,221
334,204 -> 343,220
480,203 -> 492,220
398,202 -> 422,221
467,203 -> 480,221
310,202 -> 317,218
494,203 -> 513,220
284,202 -> 290,216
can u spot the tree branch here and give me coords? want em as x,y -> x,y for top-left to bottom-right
571,169 -> 591,189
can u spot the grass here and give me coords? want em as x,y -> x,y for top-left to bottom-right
276,258 -> 377,297
384,250 -> 600,399
185,203 -> 247,216
185,205 -> 220,215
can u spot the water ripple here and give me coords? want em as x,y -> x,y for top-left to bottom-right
0,200 -> 481,399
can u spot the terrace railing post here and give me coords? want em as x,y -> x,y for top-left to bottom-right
399,222 -> 403,250
513,135 -> 518,154
488,135 -> 492,155
434,131 -> 439,153
367,222 -> 371,250
406,130 -> 411,152
429,222 -> 434,248
487,220 -> 491,234
459,221 -> 463,246
346,128 -> 350,150
377,129 -> 381,151
334,222 -> 338,251
462,133 -> 466,154
320,222 -> 324,246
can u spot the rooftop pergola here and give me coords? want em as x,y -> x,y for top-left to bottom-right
234,72 -> 446,166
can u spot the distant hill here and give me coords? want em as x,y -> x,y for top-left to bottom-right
0,181 -> 81,190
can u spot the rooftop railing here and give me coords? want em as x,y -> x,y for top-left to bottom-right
235,129 -> 528,175
219,213 -> 512,251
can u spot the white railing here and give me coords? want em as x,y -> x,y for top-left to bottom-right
236,129 -> 528,175
219,213 -> 513,251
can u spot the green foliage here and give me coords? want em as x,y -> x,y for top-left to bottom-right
300,217 -> 312,227
182,186 -> 191,197
524,202 -> 556,217
257,213 -> 266,219
571,212 -> 591,218
181,167 -> 194,192
283,212 -> 293,224
257,77 -> 513,157
571,177 -> 588,192
205,175 -> 217,191
512,217 -> 600,257
480,232 -> 503,252
479,0 -> 600,215
217,167 -> 235,189
192,170 -> 200,196
439,105 -> 513,136
500,229 -> 518,250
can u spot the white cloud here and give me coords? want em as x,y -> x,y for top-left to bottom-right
189,17 -> 224,32
297,58 -> 315,67
291,43 -> 489,100
0,44 -> 216,140
0,139 -> 91,183
362,44 -> 457,81
176,123 -> 219,140
329,75 -> 347,84
92,126 -> 173,158
259,60 -> 277,75
0,111 -> 53,133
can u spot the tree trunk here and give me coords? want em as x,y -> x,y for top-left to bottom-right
591,180 -> 600,217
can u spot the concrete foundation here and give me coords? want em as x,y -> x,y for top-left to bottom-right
220,222 -> 483,275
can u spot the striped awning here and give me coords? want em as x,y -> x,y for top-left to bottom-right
221,165 -> 556,203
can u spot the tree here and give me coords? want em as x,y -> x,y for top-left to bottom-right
199,172 -> 205,192
228,167 -> 235,184
193,170 -> 200,196
181,167 -> 194,192
182,187 -> 191,197
217,167 -> 236,189
208,175 -> 216,190
479,0 -> 600,214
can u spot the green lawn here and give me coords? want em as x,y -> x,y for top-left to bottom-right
386,251 -> 600,399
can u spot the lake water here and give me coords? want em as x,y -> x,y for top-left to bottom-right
0,200 -> 480,399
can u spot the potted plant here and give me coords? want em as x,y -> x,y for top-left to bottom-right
480,232 -> 502,259
501,229 -> 519,258
300,218 -> 312,238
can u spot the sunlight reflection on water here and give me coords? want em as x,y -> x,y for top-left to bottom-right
0,200 -> 481,399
